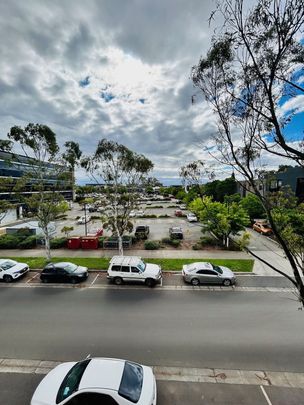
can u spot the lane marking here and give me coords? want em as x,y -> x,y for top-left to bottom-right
26,273 -> 39,283
91,274 -> 99,285
260,385 -> 273,405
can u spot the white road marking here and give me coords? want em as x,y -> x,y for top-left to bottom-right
26,273 -> 39,283
260,385 -> 273,405
91,274 -> 99,285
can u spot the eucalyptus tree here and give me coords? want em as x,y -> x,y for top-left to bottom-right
4,123 -> 81,259
191,0 -> 304,304
82,139 -> 153,255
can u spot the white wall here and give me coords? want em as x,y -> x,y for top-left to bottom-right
0,208 -> 18,226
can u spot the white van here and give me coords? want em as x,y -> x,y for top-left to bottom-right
107,256 -> 162,287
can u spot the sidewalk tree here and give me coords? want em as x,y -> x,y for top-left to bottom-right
191,0 -> 304,304
190,196 -> 250,247
3,123 -> 80,259
240,194 -> 266,221
82,139 -> 153,255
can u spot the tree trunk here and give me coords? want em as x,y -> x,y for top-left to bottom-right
45,232 -> 51,261
118,235 -> 123,256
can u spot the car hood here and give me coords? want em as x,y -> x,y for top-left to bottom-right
74,266 -> 88,274
6,263 -> 27,274
31,362 -> 76,405
144,263 -> 161,277
219,266 -> 234,278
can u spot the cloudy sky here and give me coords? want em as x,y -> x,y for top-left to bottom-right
0,0 -> 303,185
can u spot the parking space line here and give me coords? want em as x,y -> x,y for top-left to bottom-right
260,386 -> 273,405
26,273 -> 39,283
91,274 -> 99,285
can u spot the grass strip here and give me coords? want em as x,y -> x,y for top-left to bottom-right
6,257 -> 253,272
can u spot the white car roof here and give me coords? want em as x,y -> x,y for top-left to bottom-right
79,358 -> 125,391
110,256 -> 142,266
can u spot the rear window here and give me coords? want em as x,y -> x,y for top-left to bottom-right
118,361 -> 143,403
56,360 -> 91,403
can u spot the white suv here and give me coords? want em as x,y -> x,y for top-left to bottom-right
107,256 -> 162,287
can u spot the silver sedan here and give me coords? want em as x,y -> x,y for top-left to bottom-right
182,262 -> 236,286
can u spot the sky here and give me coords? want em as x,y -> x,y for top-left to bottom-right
0,0 -> 303,185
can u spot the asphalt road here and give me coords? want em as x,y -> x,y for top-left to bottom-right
0,288 -> 303,372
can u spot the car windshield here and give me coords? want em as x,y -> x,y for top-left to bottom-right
60,263 -> 78,273
137,260 -> 146,272
0,260 -> 17,270
118,361 -> 143,403
56,359 -> 91,403
212,265 -> 223,274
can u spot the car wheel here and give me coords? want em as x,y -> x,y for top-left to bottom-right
41,277 -> 48,283
191,278 -> 200,286
71,277 -> 78,284
145,278 -> 155,287
114,277 -> 123,286
223,279 -> 232,286
3,275 -> 13,283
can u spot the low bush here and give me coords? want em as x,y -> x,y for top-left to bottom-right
161,237 -> 171,244
0,234 -> 22,249
90,216 -> 102,220
170,239 -> 181,248
50,237 -> 67,249
200,236 -> 220,246
158,214 -> 170,218
142,214 -> 157,218
144,240 -> 160,250
18,236 -> 37,249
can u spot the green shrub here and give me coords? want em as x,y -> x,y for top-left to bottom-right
144,240 -> 160,250
18,236 -> 37,249
50,237 -> 67,249
142,214 -> 157,218
15,228 -> 33,237
192,243 -> 200,250
0,235 -> 22,249
161,237 -> 171,244
158,214 -> 170,218
90,216 -> 102,220
170,239 -> 181,248
200,236 -> 219,246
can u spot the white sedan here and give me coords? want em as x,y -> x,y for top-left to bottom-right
31,357 -> 157,405
187,212 -> 198,222
0,259 -> 29,283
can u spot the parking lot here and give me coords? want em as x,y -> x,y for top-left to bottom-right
55,201 -> 205,242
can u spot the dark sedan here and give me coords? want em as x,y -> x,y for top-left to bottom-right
40,262 -> 88,284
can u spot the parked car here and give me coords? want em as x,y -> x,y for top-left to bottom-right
0,259 -> 29,283
169,226 -> 183,239
174,209 -> 183,217
179,204 -> 187,210
187,212 -> 198,222
129,210 -> 136,218
136,210 -> 145,217
182,262 -> 236,286
77,215 -> 91,224
31,357 -> 157,405
107,256 -> 162,287
40,262 -> 88,284
253,222 -> 272,236
135,225 -> 150,240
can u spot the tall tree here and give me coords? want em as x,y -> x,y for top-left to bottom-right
82,139 -> 153,255
4,123 -> 79,259
191,0 -> 304,305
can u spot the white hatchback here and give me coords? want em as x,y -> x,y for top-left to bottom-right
31,357 -> 157,405
187,212 -> 198,222
0,259 -> 29,282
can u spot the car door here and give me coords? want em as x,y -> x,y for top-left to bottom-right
0,266 -> 4,280
44,265 -> 57,282
57,267 -> 69,283
120,265 -> 131,282
196,269 -> 211,284
130,266 -> 142,283
205,269 -> 220,284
